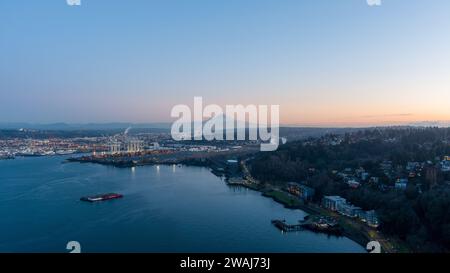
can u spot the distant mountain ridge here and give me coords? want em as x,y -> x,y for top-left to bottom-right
1,120 -> 449,131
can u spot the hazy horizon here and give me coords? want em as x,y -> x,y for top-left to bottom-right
1,120 -> 450,130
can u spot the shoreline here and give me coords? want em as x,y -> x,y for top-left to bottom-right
243,185 -> 409,253
65,154 -> 408,253
229,161 -> 410,253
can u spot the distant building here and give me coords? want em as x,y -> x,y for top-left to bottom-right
110,142 -> 121,154
441,159 -> 450,172
380,161 -> 394,177
355,167 -> 365,176
127,139 -> 143,153
287,182 -> 315,201
406,162 -> 421,171
322,197 -> 380,228
346,179 -> 361,189
287,182 -> 300,196
298,185 -> 315,201
369,177 -> 380,184
188,145 -> 216,152
395,178 -> 408,190
226,159 -> 239,164
344,168 -> 353,173
322,196 -> 346,211
361,172 -> 370,181
337,203 -> 362,218
380,161 -> 393,170
360,210 -> 379,228
152,142 -> 160,150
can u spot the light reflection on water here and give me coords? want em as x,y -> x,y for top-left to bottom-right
0,156 -> 365,253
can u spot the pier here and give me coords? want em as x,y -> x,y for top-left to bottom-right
271,220 -> 304,232
271,216 -> 343,236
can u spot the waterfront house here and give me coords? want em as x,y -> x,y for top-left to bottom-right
298,184 -> 315,201
360,210 -> 379,228
287,182 -> 315,201
287,182 -> 301,196
322,196 -> 346,211
337,202 -> 362,218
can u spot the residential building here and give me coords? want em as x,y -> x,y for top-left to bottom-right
298,184 -> 315,201
322,196 -> 381,228
441,160 -> 450,172
322,196 -> 346,211
360,210 -> 379,228
395,178 -> 408,190
361,172 -> 370,181
406,162 -> 420,171
369,177 -> 379,184
346,179 -> 361,189
287,182 -> 315,201
337,203 -> 362,218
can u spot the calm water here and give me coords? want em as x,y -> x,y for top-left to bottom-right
0,156 -> 364,253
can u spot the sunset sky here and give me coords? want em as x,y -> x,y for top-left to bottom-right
1,0 -> 450,127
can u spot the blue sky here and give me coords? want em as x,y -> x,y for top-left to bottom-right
1,0 -> 450,125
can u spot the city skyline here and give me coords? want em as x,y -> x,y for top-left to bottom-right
1,0 -> 450,126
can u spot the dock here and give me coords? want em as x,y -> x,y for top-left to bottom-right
271,220 -> 304,232
271,216 -> 343,236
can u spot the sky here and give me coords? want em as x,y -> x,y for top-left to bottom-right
1,0 -> 450,126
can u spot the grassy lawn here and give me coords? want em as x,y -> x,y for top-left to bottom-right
264,190 -> 302,207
